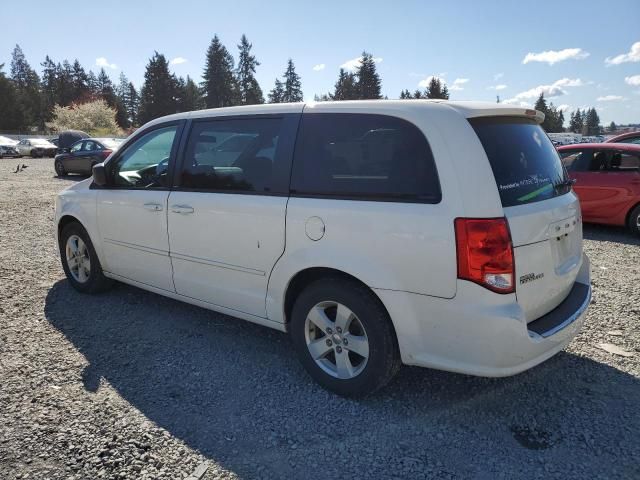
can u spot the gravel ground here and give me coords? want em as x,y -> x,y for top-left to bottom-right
1,158 -> 639,480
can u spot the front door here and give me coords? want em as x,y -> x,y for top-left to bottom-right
167,113 -> 300,317
96,122 -> 183,291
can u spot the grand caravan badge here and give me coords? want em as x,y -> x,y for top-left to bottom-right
519,272 -> 544,285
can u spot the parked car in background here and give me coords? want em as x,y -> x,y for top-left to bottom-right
54,138 -> 123,176
0,135 -> 19,146
16,138 -> 57,158
55,101 -> 591,396
604,131 -> 640,145
559,143 -> 640,236
0,136 -> 22,158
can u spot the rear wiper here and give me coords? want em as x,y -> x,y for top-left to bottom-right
554,178 -> 576,191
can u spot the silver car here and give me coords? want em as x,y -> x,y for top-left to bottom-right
16,138 -> 57,158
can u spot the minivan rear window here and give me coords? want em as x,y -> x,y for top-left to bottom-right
291,113 -> 440,202
469,117 -> 569,207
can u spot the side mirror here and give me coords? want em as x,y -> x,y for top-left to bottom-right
92,163 -> 107,186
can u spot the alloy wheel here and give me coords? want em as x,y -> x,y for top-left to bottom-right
65,235 -> 91,283
304,300 -> 370,379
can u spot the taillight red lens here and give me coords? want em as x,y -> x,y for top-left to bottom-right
455,217 -> 515,294
101,149 -> 113,159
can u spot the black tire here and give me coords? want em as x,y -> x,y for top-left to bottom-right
54,159 -> 66,177
59,222 -> 113,294
290,276 -> 401,397
628,204 -> 640,237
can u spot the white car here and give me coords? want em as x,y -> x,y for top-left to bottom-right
55,101 -> 591,396
16,138 -> 57,157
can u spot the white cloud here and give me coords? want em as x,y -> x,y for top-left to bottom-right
625,74 -> 640,86
96,57 -> 117,69
340,56 -> 382,71
605,41 -> 640,65
449,78 -> 469,91
494,72 -> 504,81
503,78 -> 584,104
170,57 -> 188,65
312,63 -> 326,71
488,84 -> 508,91
522,48 -> 589,65
597,95 -> 625,102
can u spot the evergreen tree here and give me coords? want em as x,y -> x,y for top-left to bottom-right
313,93 -> 331,102
178,75 -> 204,111
138,51 -> 179,124
56,60 -> 75,106
609,121 -> 617,132
331,68 -> 358,100
87,70 -> 100,96
399,89 -> 412,99
355,52 -> 382,99
116,72 -> 133,128
10,44 -> 42,128
268,78 -> 285,103
126,82 -> 139,127
40,56 -> 58,122
586,108 -> 601,135
569,108 -> 584,133
580,110 -> 588,134
282,59 -> 303,102
425,77 -> 449,99
235,34 -> 264,105
413,89 -> 424,99
71,59 -> 90,102
0,63 -> 23,130
96,67 -> 127,127
201,35 -> 238,108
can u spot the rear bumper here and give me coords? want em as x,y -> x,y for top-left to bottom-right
375,253 -> 591,377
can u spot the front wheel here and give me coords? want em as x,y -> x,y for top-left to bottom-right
59,222 -> 113,293
628,204 -> 640,237
290,277 -> 401,397
54,159 -> 66,177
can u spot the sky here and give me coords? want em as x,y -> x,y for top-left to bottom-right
2,0 -> 640,125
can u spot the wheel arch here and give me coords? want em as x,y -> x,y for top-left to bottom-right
624,201 -> 640,229
282,267 -> 400,346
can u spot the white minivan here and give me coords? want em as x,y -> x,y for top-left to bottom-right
55,100 -> 591,396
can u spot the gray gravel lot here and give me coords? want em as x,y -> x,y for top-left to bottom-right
1,158 -> 639,480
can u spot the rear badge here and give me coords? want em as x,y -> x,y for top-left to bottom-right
520,272 -> 544,285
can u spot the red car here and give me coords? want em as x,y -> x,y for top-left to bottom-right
558,143 -> 640,236
604,131 -> 640,144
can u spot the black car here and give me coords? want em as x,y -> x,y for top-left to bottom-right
54,138 -> 123,176
56,130 -> 89,154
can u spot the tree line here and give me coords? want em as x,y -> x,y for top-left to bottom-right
534,92 -> 602,135
0,37 -> 604,134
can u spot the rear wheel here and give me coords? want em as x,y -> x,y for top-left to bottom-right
54,159 -> 66,177
628,204 -> 640,237
290,277 -> 401,397
30,149 -> 41,158
59,222 -> 113,293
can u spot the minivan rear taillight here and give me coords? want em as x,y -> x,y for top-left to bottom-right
454,217 -> 515,294
101,149 -> 113,160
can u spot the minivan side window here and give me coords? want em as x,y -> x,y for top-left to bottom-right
290,113 -> 441,202
179,117 -> 284,193
110,125 -> 178,188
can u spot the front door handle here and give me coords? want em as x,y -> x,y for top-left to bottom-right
171,205 -> 194,214
143,202 -> 163,212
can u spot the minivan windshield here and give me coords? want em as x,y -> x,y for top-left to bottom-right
469,117 -> 569,207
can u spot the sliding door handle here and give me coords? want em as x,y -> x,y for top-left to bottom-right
143,202 -> 163,212
171,205 -> 194,215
